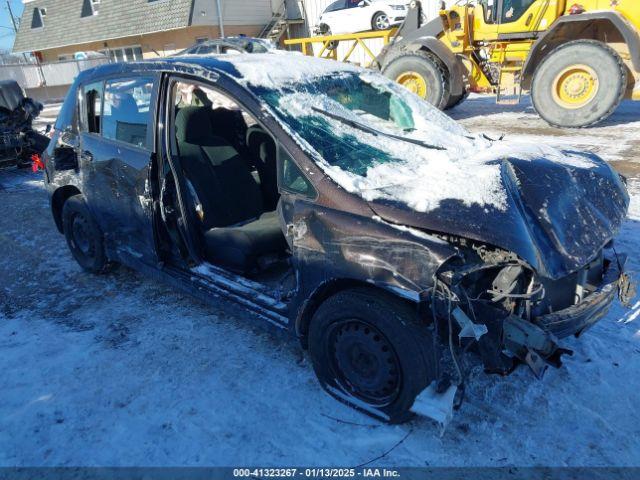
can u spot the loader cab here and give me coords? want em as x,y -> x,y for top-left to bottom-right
470,0 -> 560,39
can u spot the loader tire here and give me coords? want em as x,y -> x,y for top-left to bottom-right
445,88 -> 469,110
382,50 -> 451,110
531,40 -> 627,128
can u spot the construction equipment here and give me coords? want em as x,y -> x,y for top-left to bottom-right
376,0 -> 640,127
285,29 -> 398,66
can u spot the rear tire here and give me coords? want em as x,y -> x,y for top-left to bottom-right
62,195 -> 111,274
372,12 -> 390,31
444,88 -> 469,110
382,50 -> 451,109
308,288 -> 437,424
531,40 -> 626,128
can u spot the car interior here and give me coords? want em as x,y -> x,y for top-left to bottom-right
169,81 -> 290,278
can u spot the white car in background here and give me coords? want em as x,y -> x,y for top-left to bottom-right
317,0 -> 409,35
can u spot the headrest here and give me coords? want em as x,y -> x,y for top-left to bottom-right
175,106 -> 218,145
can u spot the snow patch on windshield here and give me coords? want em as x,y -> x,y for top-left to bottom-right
278,91 -> 511,211
228,54 -> 361,90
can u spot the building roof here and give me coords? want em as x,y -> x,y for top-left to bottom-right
12,0 -> 194,53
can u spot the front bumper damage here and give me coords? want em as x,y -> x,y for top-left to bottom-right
415,248 -> 634,423
437,247 -> 634,382
535,252 -> 628,339
501,251 -> 632,377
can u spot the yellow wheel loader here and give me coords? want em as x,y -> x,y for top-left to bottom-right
377,0 -> 640,127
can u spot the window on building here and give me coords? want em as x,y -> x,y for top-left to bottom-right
105,46 -> 144,63
82,81 -> 103,134
31,8 -> 45,29
81,0 -> 100,18
102,77 -> 154,148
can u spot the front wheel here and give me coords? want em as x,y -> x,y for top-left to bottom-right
308,288 -> 437,424
531,40 -> 627,128
62,195 -> 112,274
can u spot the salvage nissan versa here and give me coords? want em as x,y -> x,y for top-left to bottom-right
43,54 -> 634,423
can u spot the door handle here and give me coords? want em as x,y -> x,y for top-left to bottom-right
525,13 -> 533,27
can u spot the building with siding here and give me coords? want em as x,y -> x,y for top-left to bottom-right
12,0 -> 276,62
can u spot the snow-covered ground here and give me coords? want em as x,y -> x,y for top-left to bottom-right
1,97 -> 639,467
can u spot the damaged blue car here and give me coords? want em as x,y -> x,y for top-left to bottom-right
43,54 -> 634,423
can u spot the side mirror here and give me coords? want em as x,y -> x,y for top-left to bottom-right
358,1 -> 366,7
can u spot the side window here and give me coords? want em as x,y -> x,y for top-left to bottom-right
345,0 -> 361,9
501,0 -> 537,23
102,77 -> 154,148
198,45 -> 217,54
55,84 -> 79,133
325,1 -> 346,13
82,81 -> 103,134
279,149 -> 315,198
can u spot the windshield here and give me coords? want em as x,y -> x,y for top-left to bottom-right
249,71 -> 475,177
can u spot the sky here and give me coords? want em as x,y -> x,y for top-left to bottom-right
0,0 -> 24,51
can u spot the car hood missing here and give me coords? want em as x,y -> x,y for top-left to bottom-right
367,152 -> 629,279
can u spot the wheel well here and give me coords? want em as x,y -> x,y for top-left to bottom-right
51,185 -> 81,233
523,18 -> 636,89
295,279 -> 419,349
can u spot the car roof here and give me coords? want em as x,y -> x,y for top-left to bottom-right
76,53 -> 359,89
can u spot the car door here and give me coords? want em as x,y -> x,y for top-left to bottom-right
78,74 -> 159,263
347,0 -> 375,32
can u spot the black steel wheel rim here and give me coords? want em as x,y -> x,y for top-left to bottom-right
327,319 -> 401,407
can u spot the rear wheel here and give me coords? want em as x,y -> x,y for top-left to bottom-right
382,50 -> 450,109
372,12 -> 390,31
308,288 -> 437,424
62,195 -> 112,274
531,40 -> 627,128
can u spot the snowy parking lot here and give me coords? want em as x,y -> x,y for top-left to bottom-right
1,97 -> 640,468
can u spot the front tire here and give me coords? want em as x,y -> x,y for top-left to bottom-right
531,40 -> 627,128
444,88 -> 469,110
62,195 -> 111,274
308,288 -> 437,424
382,50 -> 451,109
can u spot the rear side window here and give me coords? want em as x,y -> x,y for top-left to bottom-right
55,84 -> 79,132
325,1 -> 346,12
102,77 -> 154,149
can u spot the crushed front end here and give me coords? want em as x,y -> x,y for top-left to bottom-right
431,237 -> 634,381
